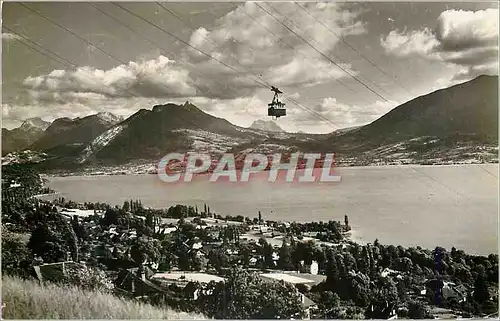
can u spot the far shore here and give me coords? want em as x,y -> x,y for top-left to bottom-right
41,162 -> 499,178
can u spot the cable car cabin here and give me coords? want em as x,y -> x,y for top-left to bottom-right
268,104 -> 286,118
267,86 -> 286,119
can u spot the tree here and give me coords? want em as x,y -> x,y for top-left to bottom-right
145,212 -> 157,231
473,265 -> 490,304
208,248 -> 229,272
325,249 -> 340,289
346,272 -> 371,306
344,252 -> 358,272
2,228 -> 31,277
28,224 -> 67,263
130,236 -> 161,266
101,208 -> 120,226
358,246 -> 372,275
258,211 -> 262,225
277,243 -> 294,270
63,264 -> 114,292
122,201 -> 130,212
259,239 -> 275,269
344,215 -> 349,226
167,205 -> 185,219
240,243 -> 252,268
407,301 -> 432,319
396,257 -> 414,273
71,216 -> 87,242
317,291 -> 342,319
197,268 -> 305,319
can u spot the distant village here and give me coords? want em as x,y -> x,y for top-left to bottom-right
26,199 -> 351,318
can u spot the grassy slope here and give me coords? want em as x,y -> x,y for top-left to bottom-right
1,275 -> 204,319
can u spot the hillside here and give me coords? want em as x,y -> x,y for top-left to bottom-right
298,75 -> 499,165
1,275 -> 204,319
320,75 -> 498,150
78,102 -> 271,164
29,112 -> 123,157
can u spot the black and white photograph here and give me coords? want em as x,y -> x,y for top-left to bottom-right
1,1 -> 498,319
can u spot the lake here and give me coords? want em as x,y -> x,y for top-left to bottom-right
45,164 -> 498,255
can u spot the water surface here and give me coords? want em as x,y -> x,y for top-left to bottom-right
46,164 -> 499,255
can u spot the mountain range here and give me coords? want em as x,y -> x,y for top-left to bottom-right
2,75 -> 498,170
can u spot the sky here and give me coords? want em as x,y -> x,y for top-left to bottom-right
2,1 -> 499,133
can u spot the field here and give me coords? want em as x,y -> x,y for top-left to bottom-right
1,275 -> 205,319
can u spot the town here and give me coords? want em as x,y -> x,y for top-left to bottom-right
1,163 -> 498,319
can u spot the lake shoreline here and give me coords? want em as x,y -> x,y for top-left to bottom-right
43,163 -> 498,256
39,161 -> 499,177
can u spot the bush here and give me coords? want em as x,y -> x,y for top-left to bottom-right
1,228 -> 31,277
407,300 -> 432,319
62,264 -> 115,292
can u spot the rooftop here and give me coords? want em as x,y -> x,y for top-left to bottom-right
152,272 -> 225,284
260,273 -> 321,285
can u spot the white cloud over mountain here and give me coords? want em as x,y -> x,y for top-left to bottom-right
6,3 -> 497,133
20,2 -> 364,104
381,8 -> 499,80
10,2 -> 371,132
300,97 -> 398,129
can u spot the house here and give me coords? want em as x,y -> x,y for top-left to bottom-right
260,272 -> 320,320
281,272 -> 326,286
381,268 -> 402,279
115,266 -> 164,298
426,279 -> 469,304
192,242 -> 203,250
151,272 -> 225,300
299,292 -> 318,320
151,272 -> 225,286
366,300 -> 398,320
297,261 -> 319,275
33,261 -> 86,283
259,272 -> 326,290
442,282 -> 468,303
250,225 -> 271,233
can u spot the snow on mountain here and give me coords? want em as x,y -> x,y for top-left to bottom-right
96,112 -> 124,125
20,117 -> 50,131
78,124 -> 126,163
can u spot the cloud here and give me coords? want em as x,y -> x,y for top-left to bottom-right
183,2 -> 365,91
436,9 -> 499,51
381,8 -> 499,80
380,28 -> 440,57
2,33 -> 21,41
298,97 -> 398,129
21,2 -> 365,104
10,2 -> 369,131
189,95 -> 269,127
1,96 -> 170,128
267,56 -> 358,87
22,56 -> 197,102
